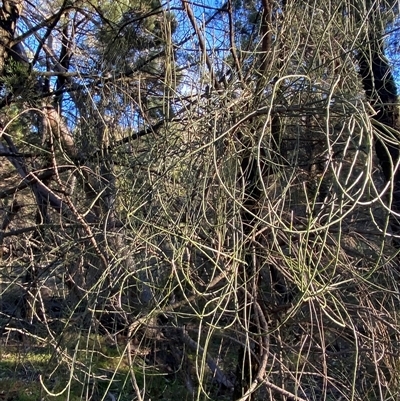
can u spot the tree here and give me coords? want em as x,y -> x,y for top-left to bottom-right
1,1 -> 400,401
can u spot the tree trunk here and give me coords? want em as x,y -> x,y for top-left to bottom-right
233,1 -> 280,399
357,33 -> 400,239
0,0 -> 23,74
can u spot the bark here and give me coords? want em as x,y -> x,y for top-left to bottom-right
259,0 -> 273,74
55,14 -> 71,101
358,35 -> 400,238
0,0 -> 23,74
43,104 -> 77,158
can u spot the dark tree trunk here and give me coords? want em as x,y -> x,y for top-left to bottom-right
0,0 -> 23,74
357,36 -> 400,238
233,2 -> 282,398
233,147 -> 263,400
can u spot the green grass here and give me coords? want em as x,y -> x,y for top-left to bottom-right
0,335 -> 191,401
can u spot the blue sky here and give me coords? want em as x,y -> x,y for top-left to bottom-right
386,22 -> 400,86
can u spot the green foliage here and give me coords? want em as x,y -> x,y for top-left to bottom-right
95,0 -> 176,70
0,60 -> 36,99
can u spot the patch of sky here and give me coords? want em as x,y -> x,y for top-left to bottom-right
385,18 -> 400,89
169,0 -> 232,96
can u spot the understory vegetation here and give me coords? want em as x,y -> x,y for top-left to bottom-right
1,0 -> 400,400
